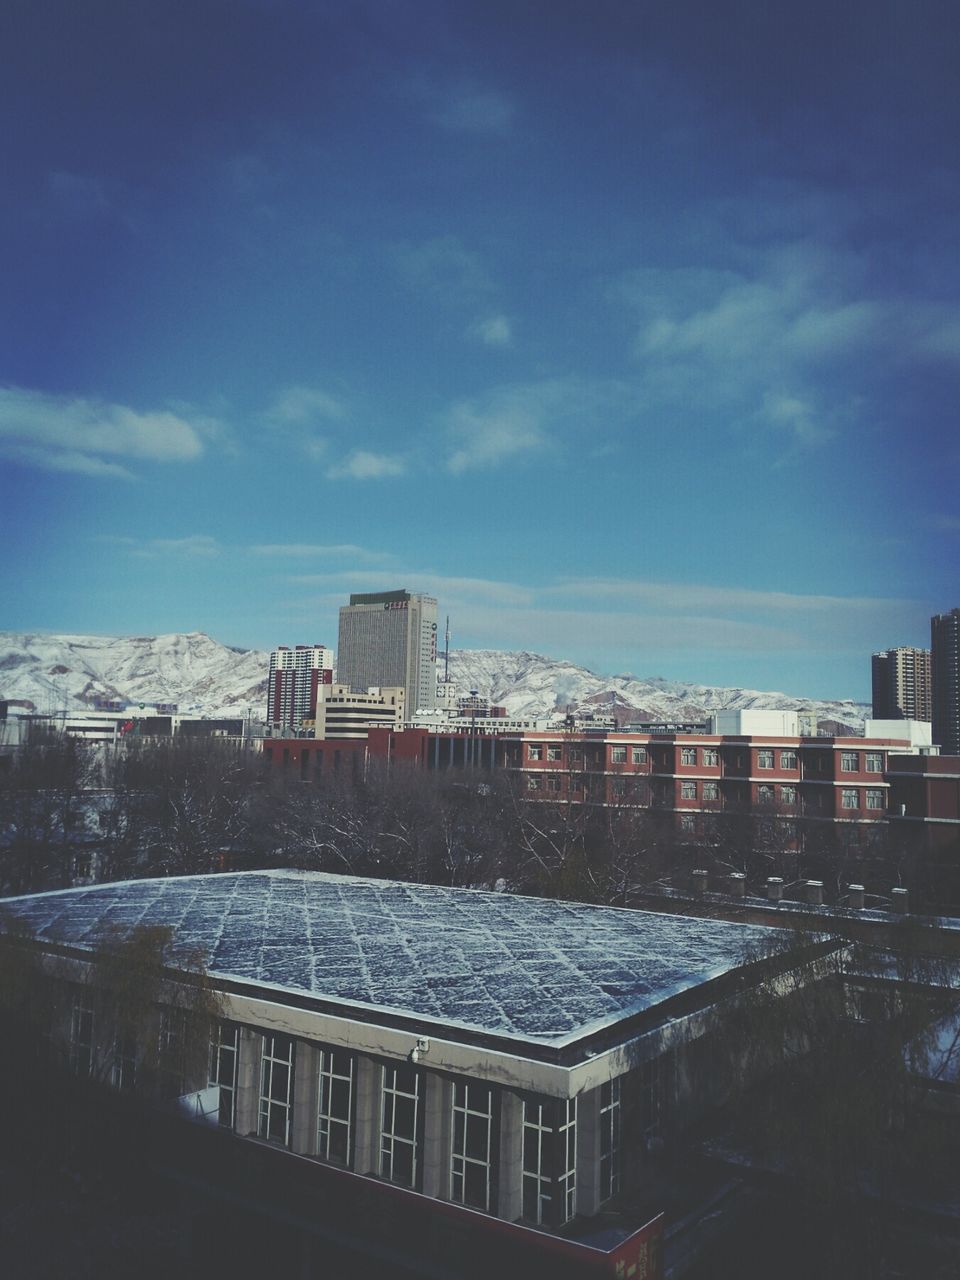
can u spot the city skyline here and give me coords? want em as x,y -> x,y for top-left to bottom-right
2,2 -> 958,702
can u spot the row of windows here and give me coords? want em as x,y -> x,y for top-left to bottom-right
526,745 -> 886,773
238,1029 -> 615,1225
842,788 -> 887,810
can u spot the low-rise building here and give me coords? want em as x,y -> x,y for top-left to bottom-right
0,870 -> 839,1276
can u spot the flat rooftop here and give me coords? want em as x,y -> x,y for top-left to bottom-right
1,870 -> 783,1048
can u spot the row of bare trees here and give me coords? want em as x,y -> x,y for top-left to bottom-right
0,732 -> 936,906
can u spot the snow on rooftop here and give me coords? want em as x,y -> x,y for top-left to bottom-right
1,870 -> 783,1046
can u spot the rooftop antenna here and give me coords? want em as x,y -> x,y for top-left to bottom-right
444,615 -> 450,684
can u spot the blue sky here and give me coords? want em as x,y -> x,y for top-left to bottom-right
1,0 -> 957,700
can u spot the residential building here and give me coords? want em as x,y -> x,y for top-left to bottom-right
932,608 -> 960,756
266,645 -> 334,735
1,869 -> 845,1277
872,647 -> 932,721
337,590 -> 438,711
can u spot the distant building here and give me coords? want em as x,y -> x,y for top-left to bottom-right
266,645 -> 334,735
872,647 -> 932,721
932,609 -> 960,756
337,590 -> 438,711
312,684 -> 404,740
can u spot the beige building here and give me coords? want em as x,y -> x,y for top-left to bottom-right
337,589 -> 438,712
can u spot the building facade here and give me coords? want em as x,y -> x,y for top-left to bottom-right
337,590 -> 438,712
266,645 -> 334,735
312,684 -> 405,740
872,647 -> 932,721
4,871 -> 827,1275
932,608 -> 960,756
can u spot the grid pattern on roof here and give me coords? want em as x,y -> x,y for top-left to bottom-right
0,871 -> 780,1044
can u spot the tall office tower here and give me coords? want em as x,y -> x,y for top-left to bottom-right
266,645 -> 334,732
337,589 -> 438,711
871,647 -> 932,721
931,608 -> 960,755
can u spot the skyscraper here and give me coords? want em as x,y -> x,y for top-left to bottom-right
871,647 -> 932,721
931,608 -> 960,755
337,589 -> 438,711
266,645 -> 334,732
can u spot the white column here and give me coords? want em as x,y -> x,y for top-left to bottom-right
292,1042 -> 318,1156
234,1027 -> 262,1137
353,1054 -> 381,1174
422,1073 -> 453,1200
497,1090 -> 524,1222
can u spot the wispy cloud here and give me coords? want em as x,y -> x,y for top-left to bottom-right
95,534 -> 221,558
250,543 -> 395,562
394,235 -> 494,308
616,241 -> 960,459
468,314 -> 513,347
444,379 -> 633,474
0,386 -> 208,478
325,450 -> 406,480
264,385 -> 346,426
303,570 -> 920,665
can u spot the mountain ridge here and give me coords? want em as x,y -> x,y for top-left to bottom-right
0,630 -> 869,731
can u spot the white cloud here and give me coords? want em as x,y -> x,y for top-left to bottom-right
264,385 -> 346,425
325,450 -> 406,480
0,386 -> 207,477
250,543 -> 394,562
95,534 -> 221,558
394,236 -> 494,307
444,379 -> 630,474
468,314 -> 513,347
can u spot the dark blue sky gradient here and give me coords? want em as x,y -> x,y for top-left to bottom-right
1,1 -> 957,699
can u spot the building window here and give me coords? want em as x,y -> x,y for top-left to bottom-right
522,1097 -> 577,1226
569,748 -> 582,763
610,778 -> 626,798
70,988 -> 95,1077
756,750 -> 774,769
611,746 -> 626,763
209,1022 -> 239,1127
866,789 -> 886,810
865,753 -> 883,773
680,747 -> 697,766
259,1032 -> 295,1147
841,789 -> 860,810
679,814 -> 696,833
779,785 -> 797,805
380,1063 -> 421,1187
757,784 -> 775,805
527,775 -> 542,792
451,1081 -> 496,1211
599,1079 -> 621,1202
701,749 -> 718,767
680,781 -> 697,799
528,744 -> 543,761
631,747 -> 647,764
780,751 -> 798,769
547,745 -> 562,762
841,752 -> 859,772
112,1034 -> 137,1092
317,1048 -> 354,1165
702,782 -> 719,801
546,776 -> 562,792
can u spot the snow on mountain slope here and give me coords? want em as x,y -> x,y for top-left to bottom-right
0,632 -> 269,717
0,632 -> 869,731
446,649 -> 869,732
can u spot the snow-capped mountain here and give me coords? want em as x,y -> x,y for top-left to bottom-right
446,650 -> 868,733
0,632 -> 269,718
0,631 -> 869,732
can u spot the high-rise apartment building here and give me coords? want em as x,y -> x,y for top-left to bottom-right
266,645 -> 334,733
871,647 -> 932,721
337,589 -> 438,711
931,608 -> 960,755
